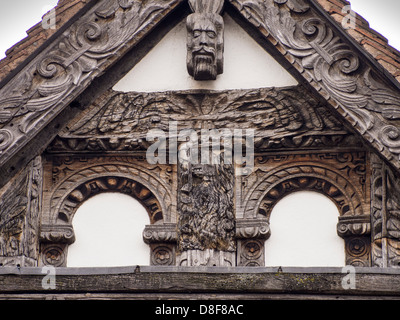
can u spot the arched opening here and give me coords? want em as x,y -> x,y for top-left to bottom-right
264,191 -> 345,267
67,193 -> 150,267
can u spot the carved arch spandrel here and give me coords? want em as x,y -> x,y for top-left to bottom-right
242,163 -> 366,219
48,163 -> 173,226
238,156 -> 372,266
40,159 -> 176,267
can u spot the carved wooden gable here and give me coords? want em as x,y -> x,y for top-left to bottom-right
1,0 -> 400,288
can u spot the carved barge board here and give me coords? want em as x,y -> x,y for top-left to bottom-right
0,0 -> 186,189
227,0 -> 400,174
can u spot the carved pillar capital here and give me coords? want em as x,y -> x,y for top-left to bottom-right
337,215 -> 371,238
40,224 -> 76,244
142,223 -> 178,244
235,217 -> 270,240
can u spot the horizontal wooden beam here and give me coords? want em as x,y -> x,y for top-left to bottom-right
0,267 -> 399,299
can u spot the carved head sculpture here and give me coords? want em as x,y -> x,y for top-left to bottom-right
186,8 -> 224,80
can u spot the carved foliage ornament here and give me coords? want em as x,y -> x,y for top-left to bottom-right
371,154 -> 400,268
230,0 -> 400,171
47,86 -> 356,154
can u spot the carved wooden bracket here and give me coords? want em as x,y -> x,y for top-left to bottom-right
142,223 -> 178,266
40,224 -> 76,244
236,217 -> 270,266
337,216 -> 371,238
143,223 -> 178,244
187,0 -> 224,80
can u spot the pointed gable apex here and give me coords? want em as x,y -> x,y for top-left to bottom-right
113,14 -> 297,92
0,0 -> 400,188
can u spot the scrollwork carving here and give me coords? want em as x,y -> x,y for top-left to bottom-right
143,223 -> 178,244
0,0 -> 181,169
0,129 -> 13,152
230,0 -> 400,172
337,216 -> 371,238
40,225 -> 75,244
235,217 -> 270,239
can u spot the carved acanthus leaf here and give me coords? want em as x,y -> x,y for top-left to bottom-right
230,0 -> 400,170
48,86 -> 356,153
0,0 -> 181,167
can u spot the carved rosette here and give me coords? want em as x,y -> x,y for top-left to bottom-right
345,237 -> 370,267
40,244 -> 67,267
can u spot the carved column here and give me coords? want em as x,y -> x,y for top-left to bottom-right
337,215 -> 371,267
236,217 -> 270,266
176,152 -> 236,266
371,154 -> 400,268
0,156 -> 42,267
143,223 -> 178,266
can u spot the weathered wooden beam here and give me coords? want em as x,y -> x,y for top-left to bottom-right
0,267 -> 399,299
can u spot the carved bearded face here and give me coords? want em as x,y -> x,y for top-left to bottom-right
187,13 -> 224,80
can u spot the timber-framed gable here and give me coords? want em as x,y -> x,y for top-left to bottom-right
1,0 -> 400,299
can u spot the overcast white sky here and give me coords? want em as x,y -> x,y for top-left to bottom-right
0,0 -> 399,58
